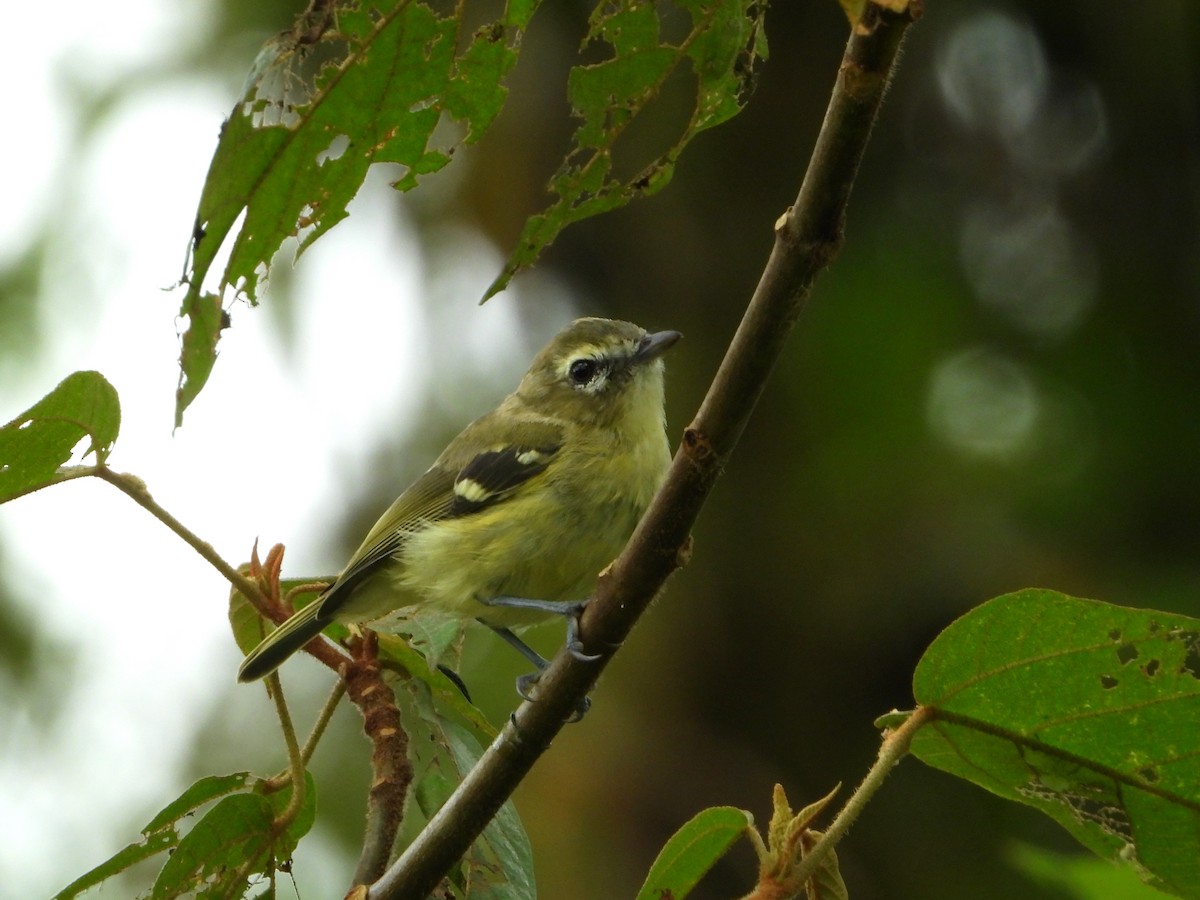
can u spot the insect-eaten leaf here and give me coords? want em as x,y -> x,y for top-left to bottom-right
485,0 -> 769,299
55,777 -> 304,900
0,370 -> 120,503
911,589 -> 1200,898
176,0 -> 543,426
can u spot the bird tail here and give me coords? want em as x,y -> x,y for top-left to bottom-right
237,601 -> 329,682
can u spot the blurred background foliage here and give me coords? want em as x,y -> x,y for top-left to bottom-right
2,0 -> 1198,898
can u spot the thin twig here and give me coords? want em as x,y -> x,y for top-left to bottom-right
92,466 -> 355,676
264,680 -> 347,791
228,672 -> 309,894
268,671 -> 308,822
367,3 -> 923,897
301,680 -> 347,767
90,465 -> 261,601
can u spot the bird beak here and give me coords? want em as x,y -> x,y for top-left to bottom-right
633,330 -> 682,364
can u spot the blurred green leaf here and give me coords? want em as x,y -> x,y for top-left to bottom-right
175,292 -> 227,430
1008,842 -> 1174,899
636,806 -> 753,900
176,0 -> 542,425
54,773 -> 254,899
445,721 -> 535,900
0,370 -> 120,503
396,677 -> 525,898
911,589 -> 1200,898
486,0 -> 768,298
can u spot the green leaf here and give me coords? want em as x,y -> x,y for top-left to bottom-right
176,0 -> 543,425
445,721 -> 535,900
265,770 -> 319,857
54,773 -> 254,899
911,589 -> 1200,899
636,806 -> 753,900
0,371 -> 120,503
151,793 -> 274,898
485,0 -> 768,299
395,678 -> 525,898
151,772 -> 316,898
175,292 -> 227,430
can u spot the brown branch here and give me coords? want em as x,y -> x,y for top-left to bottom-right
342,632 -> 412,887
367,3 -> 923,897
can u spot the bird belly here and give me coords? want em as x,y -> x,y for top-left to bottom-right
396,487 -> 644,628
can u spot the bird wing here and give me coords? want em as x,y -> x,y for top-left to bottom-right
316,413 -> 565,620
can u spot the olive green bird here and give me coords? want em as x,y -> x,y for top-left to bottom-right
237,317 -> 680,689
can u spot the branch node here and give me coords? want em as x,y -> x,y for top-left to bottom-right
682,426 -> 716,465
676,534 -> 695,568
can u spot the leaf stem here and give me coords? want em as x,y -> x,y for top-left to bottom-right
264,680 -> 346,791
301,680 -> 346,768
224,673 -> 308,898
787,706 -> 933,888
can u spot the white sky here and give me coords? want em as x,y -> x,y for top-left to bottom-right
0,1 -> 576,894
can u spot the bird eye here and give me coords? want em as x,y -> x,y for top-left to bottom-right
568,358 -> 597,386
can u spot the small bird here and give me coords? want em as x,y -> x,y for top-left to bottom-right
237,317 -> 680,688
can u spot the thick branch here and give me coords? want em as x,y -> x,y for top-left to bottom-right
368,3 -> 922,897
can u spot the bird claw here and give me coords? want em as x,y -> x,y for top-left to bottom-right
482,596 -> 605,721
565,603 -> 604,662
514,669 -> 591,721
515,671 -> 540,702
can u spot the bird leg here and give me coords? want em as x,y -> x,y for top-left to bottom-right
476,596 -> 602,662
478,597 -> 603,722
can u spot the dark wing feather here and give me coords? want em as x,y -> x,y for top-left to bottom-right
448,444 -> 560,517
316,413 -> 565,620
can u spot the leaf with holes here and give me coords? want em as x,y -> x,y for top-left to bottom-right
150,772 -> 315,898
484,0 -> 768,299
54,773 -> 255,899
0,371 -> 120,504
910,589 -> 1200,898
176,0 -> 543,426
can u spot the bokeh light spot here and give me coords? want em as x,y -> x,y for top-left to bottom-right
960,201 -> 1098,338
927,348 -> 1040,460
937,12 -> 1047,140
